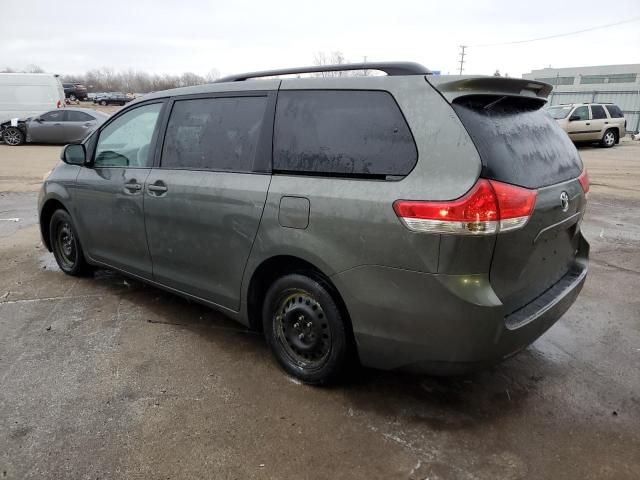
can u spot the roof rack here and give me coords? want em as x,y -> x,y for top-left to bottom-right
215,62 -> 431,83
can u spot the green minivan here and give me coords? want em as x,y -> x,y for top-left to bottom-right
38,63 -> 589,383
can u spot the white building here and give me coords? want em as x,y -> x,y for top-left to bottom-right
523,64 -> 640,133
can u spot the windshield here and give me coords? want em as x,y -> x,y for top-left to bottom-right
546,106 -> 573,119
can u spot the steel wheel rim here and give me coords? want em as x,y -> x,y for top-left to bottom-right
54,221 -> 77,269
605,132 -> 615,146
4,129 -> 21,145
273,289 -> 332,369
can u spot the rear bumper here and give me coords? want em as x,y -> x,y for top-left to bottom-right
331,236 -> 588,375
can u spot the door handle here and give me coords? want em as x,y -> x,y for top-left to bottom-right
147,181 -> 168,195
585,122 -> 590,125
124,181 -> 142,193
604,121 -> 609,124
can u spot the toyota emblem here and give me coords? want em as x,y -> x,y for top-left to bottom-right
560,191 -> 569,212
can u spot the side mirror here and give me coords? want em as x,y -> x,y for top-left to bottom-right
35,117 -> 43,123
61,144 -> 86,166
569,115 -> 580,122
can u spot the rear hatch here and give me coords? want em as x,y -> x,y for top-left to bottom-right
427,76 -> 587,314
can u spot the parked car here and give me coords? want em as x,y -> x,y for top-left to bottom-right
62,83 -> 89,101
39,62 -> 589,384
547,103 -> 626,147
1,107 -> 108,145
0,73 -> 65,124
93,92 -> 131,106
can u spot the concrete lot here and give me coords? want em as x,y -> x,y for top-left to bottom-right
1,140 -> 639,479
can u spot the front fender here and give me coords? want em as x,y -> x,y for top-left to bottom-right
38,163 -> 81,250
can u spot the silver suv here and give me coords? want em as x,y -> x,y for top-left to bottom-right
38,63 -> 589,384
547,103 -> 626,147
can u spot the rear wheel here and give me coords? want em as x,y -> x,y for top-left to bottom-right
262,274 -> 349,384
2,127 -> 24,146
601,129 -> 617,148
49,210 -> 90,276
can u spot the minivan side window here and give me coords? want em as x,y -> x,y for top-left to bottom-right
571,106 -> 589,121
590,105 -> 606,120
273,90 -> 417,178
605,104 -> 624,118
161,96 -> 268,172
94,102 -> 162,168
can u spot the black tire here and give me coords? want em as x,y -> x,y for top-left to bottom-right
49,209 -> 91,276
69,94 -> 77,101
2,127 -> 24,146
100,100 -> 107,106
262,273 -> 350,384
601,128 -> 617,148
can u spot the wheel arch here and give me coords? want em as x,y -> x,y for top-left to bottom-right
39,198 -> 69,251
246,255 -> 355,345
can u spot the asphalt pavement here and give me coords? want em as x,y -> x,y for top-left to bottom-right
0,141 -> 639,479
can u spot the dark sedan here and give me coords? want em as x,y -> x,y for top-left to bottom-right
93,93 -> 132,106
1,108 -> 109,146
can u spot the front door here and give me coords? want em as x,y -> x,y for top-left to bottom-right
565,105 -> 593,142
73,101 -> 164,278
143,93 -> 274,310
28,110 -> 66,143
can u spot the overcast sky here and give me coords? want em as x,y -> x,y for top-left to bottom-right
3,0 -> 639,78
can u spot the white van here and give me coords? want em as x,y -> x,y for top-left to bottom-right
0,73 -> 66,124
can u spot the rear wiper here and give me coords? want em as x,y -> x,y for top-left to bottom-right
483,95 -> 508,111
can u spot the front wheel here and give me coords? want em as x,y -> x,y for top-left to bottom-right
49,209 -> 91,276
100,100 -> 107,106
601,129 -> 617,148
262,274 -> 350,384
2,127 -> 24,146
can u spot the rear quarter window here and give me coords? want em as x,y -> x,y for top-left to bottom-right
274,90 -> 417,178
604,104 -> 624,118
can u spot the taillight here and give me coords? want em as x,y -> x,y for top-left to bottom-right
578,169 -> 589,194
393,179 -> 537,235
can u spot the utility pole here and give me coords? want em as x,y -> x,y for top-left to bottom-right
458,45 -> 467,75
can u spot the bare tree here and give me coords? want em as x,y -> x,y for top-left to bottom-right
313,51 -> 349,77
24,64 -> 45,73
205,68 -> 220,82
1,65 -> 44,73
180,72 -> 204,87
312,51 -> 374,77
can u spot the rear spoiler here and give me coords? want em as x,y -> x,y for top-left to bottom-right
426,75 -> 552,104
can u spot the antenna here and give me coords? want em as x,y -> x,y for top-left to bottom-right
458,45 -> 467,75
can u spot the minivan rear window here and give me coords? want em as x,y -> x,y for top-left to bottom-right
274,90 -> 417,178
452,95 -> 583,189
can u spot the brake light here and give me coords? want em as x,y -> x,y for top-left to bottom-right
393,179 -> 537,235
56,100 -> 62,108
578,169 -> 589,193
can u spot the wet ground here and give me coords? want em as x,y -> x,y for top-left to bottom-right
1,141 -> 639,479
